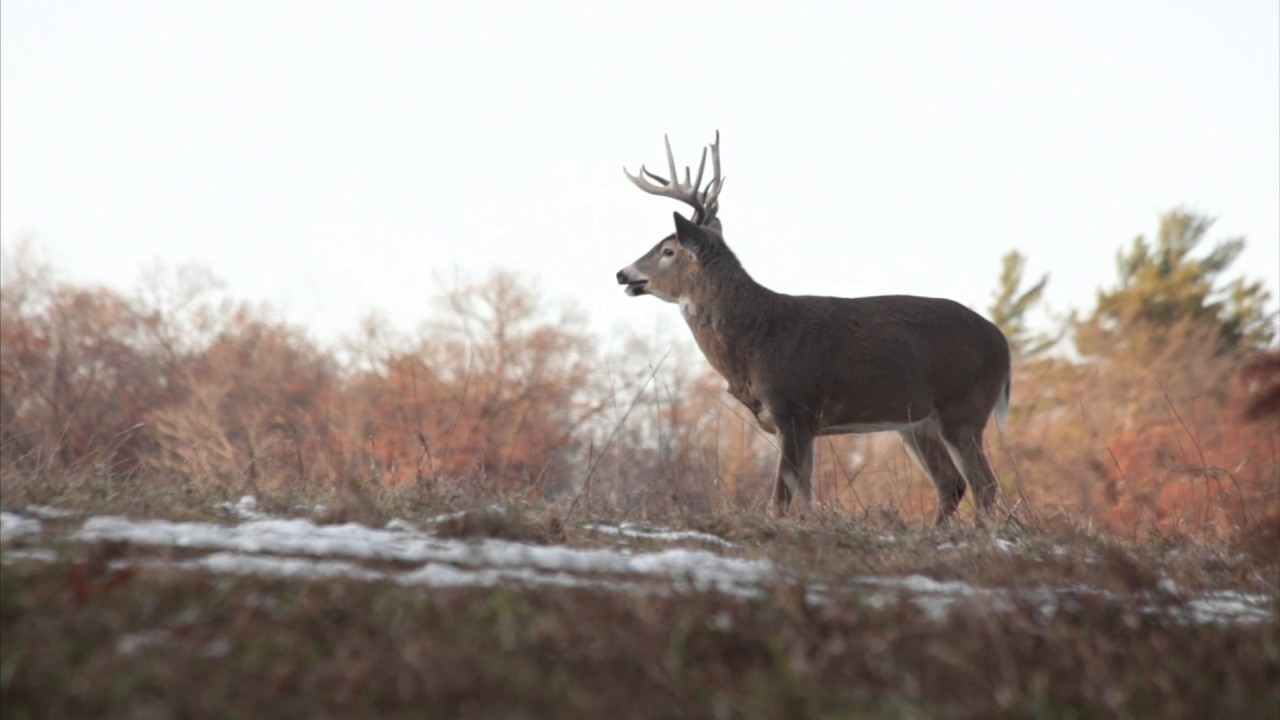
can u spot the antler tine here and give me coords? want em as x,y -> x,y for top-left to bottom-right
624,131 -> 725,226
663,134 -> 678,188
698,131 -> 724,222
692,146 -> 707,195
640,167 -> 670,187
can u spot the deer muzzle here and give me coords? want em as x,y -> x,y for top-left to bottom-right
616,268 -> 648,296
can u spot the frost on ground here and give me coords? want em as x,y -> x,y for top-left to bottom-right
1,502 -> 1273,625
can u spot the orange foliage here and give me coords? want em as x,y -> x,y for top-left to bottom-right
998,319 -> 1279,538
1,281 -> 169,474
348,271 -> 599,492
148,310 -> 346,490
1100,403 -> 1278,536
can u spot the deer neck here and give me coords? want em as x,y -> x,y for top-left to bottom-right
680,257 -> 775,385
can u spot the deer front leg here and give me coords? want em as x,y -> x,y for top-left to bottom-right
772,426 -> 815,515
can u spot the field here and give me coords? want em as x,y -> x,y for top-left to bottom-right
2,479 -> 1277,719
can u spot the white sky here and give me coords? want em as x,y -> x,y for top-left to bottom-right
2,1 -> 1277,345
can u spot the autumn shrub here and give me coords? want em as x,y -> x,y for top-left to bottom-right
147,310 -> 350,493
1,244 -> 173,479
343,270 -> 602,496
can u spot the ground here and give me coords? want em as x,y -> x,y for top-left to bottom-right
1,486 -> 1277,719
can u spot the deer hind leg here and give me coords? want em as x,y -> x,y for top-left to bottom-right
773,469 -> 793,513
900,425 -> 967,525
772,428 -> 815,516
938,422 -> 999,516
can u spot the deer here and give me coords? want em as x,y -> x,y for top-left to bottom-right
615,132 -> 1012,524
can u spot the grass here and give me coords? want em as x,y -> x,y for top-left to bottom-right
3,558 -> 1277,719
2,471 -> 1279,719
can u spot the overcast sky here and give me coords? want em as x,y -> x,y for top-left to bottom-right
2,1 -> 1277,347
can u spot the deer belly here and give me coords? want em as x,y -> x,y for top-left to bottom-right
818,417 -> 934,436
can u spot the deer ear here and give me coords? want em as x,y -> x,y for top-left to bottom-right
673,212 -> 714,260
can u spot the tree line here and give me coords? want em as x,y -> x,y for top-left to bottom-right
1,208 -> 1275,536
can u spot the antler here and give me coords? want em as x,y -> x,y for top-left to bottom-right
624,131 -> 724,229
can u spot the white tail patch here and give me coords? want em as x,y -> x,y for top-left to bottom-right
995,379 -> 1010,434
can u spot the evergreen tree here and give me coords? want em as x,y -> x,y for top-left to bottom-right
1077,208 -> 1275,357
989,249 -> 1053,357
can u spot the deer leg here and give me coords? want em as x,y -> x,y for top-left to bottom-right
900,426 -> 967,525
772,472 -> 792,514
940,424 -> 999,516
772,427 -> 815,515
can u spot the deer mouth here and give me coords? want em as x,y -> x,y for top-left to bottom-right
624,280 -> 648,296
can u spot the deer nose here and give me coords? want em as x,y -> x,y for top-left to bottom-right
616,270 -> 628,284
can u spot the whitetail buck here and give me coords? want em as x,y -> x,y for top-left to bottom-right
616,132 -> 1012,523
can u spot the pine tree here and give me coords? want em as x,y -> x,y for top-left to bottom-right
989,249 -> 1053,357
1077,208 -> 1275,357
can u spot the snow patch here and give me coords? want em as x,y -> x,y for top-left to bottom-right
422,505 -> 506,525
144,552 -> 389,582
73,514 -> 773,596
26,505 -> 77,519
586,522 -> 734,546
3,548 -> 59,563
217,496 -> 270,521
1179,591 -> 1273,624
0,512 -> 42,542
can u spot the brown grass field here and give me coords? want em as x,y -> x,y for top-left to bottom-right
2,472 -> 1277,720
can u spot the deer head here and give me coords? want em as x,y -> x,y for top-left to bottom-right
616,132 -> 728,304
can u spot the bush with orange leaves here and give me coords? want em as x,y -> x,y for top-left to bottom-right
346,270 -> 601,494
977,313 -> 1276,540
0,246 -> 603,498
1,244 -> 173,476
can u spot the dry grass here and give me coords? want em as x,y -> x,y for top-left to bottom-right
2,555 -> 1277,720
3,467 -> 1279,719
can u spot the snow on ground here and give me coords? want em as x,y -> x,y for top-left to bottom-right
25,505 -> 78,520
1,502 -> 1273,624
586,522 -> 735,546
0,512 -> 42,542
1182,591 -> 1276,624
848,575 -> 1273,625
216,495 -> 272,521
71,514 -> 771,596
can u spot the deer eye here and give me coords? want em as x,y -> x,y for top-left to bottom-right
662,248 -> 675,257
